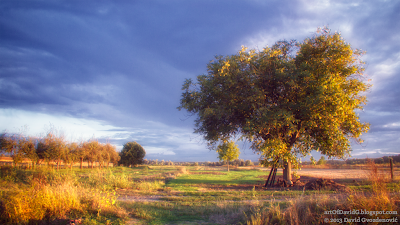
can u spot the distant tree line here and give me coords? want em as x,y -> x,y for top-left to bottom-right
142,159 -> 257,167
302,155 -> 400,166
345,155 -> 400,165
0,131 -> 120,169
1,129 -> 265,169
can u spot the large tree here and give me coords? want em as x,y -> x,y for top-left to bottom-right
178,28 -> 370,183
119,141 -> 146,167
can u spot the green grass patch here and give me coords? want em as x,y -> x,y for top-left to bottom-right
167,169 -> 270,191
121,200 -> 266,224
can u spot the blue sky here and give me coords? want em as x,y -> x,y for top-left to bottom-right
1,0 -> 399,162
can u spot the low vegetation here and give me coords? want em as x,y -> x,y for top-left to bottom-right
0,166 -> 127,224
246,160 -> 400,224
0,159 -> 399,224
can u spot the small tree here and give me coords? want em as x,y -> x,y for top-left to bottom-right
216,141 -> 240,172
103,143 -> 119,167
83,140 -> 101,168
119,141 -> 146,167
36,129 -> 68,170
1,133 -> 39,168
75,142 -> 88,169
0,133 -> 20,167
19,137 -> 38,169
245,159 -> 254,166
317,156 -> 327,165
65,142 -> 79,170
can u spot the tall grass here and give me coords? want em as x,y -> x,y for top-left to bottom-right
1,179 -> 82,223
87,169 -> 131,189
0,167 -> 128,224
246,160 -> 400,225
133,180 -> 165,191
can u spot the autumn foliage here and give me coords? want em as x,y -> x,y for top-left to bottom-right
0,131 -> 120,169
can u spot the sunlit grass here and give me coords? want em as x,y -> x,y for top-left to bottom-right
1,163 -> 399,224
0,166 -> 128,224
121,199 -> 264,224
245,160 -> 400,225
167,168 -> 268,191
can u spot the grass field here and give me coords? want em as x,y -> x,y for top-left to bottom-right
1,163 -> 399,224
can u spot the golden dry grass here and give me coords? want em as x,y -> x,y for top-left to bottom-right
245,160 -> 400,225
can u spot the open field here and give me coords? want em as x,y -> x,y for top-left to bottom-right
296,167 -> 400,180
1,164 -> 400,224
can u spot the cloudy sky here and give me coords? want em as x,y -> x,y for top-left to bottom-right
1,0 -> 399,162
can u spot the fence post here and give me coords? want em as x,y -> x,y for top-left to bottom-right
389,157 -> 394,181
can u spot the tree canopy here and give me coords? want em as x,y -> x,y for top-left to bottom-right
119,141 -> 146,167
178,28 -> 370,181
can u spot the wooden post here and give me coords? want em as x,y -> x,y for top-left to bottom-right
271,168 -> 277,186
265,167 -> 275,187
390,157 -> 394,181
264,167 -> 277,187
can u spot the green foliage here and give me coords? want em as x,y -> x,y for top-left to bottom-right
216,141 -> 240,162
317,156 -> 327,165
216,141 -> 240,171
167,169 -> 268,192
119,141 -> 146,167
245,159 -> 254,166
310,156 -> 317,165
178,27 -> 370,170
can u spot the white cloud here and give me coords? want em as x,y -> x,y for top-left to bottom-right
0,108 -> 121,141
145,146 -> 176,156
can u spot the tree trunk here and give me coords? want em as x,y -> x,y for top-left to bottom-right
227,160 -> 230,172
80,158 -> 83,169
283,160 -> 292,185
